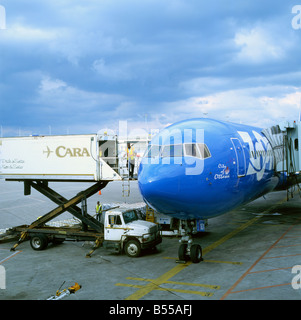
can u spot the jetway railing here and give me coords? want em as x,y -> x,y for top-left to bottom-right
262,120 -> 301,175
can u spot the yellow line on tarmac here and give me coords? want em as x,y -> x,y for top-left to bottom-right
164,256 -> 242,265
125,262 -> 192,300
125,277 -> 220,289
124,196 -> 288,300
125,216 -> 261,300
202,215 -> 262,256
117,282 -> 214,297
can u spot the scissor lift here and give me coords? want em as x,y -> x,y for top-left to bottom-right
2,180 -> 109,257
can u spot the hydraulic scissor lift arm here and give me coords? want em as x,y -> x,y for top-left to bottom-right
10,180 -> 109,252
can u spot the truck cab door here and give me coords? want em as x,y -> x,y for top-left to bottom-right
105,214 -> 125,241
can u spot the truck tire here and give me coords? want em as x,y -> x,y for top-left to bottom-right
125,239 -> 141,258
30,234 -> 49,251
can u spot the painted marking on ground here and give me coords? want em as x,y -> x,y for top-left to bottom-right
122,196 -> 288,300
164,256 -> 242,265
123,215 -> 262,300
116,276 -> 220,297
0,249 -> 22,265
221,221 -> 301,299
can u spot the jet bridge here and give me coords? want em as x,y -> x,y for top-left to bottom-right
262,120 -> 301,175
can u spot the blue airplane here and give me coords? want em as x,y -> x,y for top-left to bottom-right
138,118 -> 299,263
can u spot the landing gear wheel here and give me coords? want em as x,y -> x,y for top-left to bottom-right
30,234 -> 49,251
178,243 -> 189,261
125,240 -> 141,257
191,244 -> 202,263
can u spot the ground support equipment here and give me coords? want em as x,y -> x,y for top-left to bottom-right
2,180 -> 109,257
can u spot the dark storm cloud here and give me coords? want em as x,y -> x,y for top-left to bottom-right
0,0 -> 301,136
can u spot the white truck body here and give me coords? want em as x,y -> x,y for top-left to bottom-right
102,208 -> 162,257
0,134 -> 121,181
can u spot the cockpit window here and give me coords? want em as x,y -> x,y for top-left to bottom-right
184,143 -> 211,159
161,144 -> 183,157
145,145 -> 161,158
198,143 -> 211,159
184,144 -> 199,157
144,143 -> 211,159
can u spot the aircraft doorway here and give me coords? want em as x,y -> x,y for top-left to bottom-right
231,138 -> 246,177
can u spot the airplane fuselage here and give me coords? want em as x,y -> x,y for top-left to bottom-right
138,118 -> 288,220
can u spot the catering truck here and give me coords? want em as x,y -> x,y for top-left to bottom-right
4,207 -> 162,258
0,133 -> 161,257
0,133 -> 120,181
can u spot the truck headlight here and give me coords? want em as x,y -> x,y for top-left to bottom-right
142,234 -> 151,242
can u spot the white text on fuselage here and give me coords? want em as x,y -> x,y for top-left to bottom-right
214,164 -> 230,180
238,130 -> 273,181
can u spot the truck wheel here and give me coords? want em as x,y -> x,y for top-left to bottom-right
191,244 -> 202,263
30,234 -> 49,251
178,244 -> 189,261
125,240 -> 141,257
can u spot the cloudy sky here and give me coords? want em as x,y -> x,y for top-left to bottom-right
1,0 -> 301,136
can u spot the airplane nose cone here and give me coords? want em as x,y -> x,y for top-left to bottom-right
138,162 -> 200,218
138,160 -> 233,220
138,165 -> 172,194
139,164 -> 177,208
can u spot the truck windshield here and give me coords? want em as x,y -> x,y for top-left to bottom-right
123,210 -> 138,224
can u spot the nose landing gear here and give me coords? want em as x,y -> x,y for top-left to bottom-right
177,220 -> 203,263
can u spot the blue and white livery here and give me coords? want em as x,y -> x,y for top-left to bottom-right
138,118 -> 298,262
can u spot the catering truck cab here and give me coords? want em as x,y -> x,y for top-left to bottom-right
103,208 -> 162,257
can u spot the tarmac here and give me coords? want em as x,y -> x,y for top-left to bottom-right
1,178 -> 301,302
